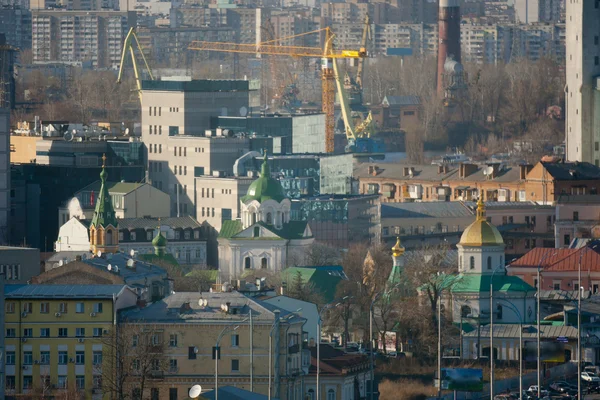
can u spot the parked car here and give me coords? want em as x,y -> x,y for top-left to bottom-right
551,382 -> 573,393
581,372 -> 600,382
386,351 -> 406,359
585,365 -> 600,374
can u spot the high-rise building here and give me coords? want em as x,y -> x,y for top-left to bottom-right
0,8 -> 31,50
565,0 -> 600,163
31,10 -> 136,68
0,108 -> 8,244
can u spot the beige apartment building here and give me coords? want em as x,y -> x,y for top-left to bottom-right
120,291 -> 309,400
194,175 -> 255,232
141,80 -> 254,217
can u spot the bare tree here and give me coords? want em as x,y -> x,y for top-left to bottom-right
101,324 -> 169,400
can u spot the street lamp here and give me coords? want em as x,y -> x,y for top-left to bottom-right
578,244 -> 597,400
496,298 -> 525,400
536,250 -> 557,398
316,296 -> 351,400
268,309 -> 302,400
370,283 -> 401,400
214,317 -> 249,400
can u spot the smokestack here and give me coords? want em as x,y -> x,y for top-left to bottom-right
437,0 -> 461,96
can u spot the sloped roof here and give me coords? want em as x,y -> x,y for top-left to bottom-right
91,166 -> 117,228
79,180 -> 145,195
219,220 -> 244,239
5,284 -> 127,298
541,161 -> 600,180
282,266 -> 347,302
508,244 -> 600,272
218,220 -> 310,240
308,344 -> 368,376
451,274 -> 534,293
383,95 -> 420,107
382,202 -> 473,219
354,163 -> 458,181
118,216 -> 202,230
463,324 -> 578,339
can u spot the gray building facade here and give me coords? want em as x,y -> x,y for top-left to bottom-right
0,109 -> 8,244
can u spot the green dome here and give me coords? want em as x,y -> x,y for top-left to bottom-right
241,153 -> 285,203
152,231 -> 168,248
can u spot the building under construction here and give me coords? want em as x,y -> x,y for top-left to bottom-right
0,34 -> 16,109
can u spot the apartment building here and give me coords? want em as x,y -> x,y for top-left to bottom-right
31,10 -> 136,68
356,160 -> 600,205
554,197 -> 600,249
120,291 -> 308,400
511,23 -> 565,62
461,23 -> 512,64
0,7 -> 31,50
3,284 -> 138,398
225,7 -> 269,44
321,2 -> 373,25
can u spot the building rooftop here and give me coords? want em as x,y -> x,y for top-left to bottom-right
354,163 -> 457,181
508,243 -> 600,272
463,324 -> 578,339
78,180 -> 145,196
122,291 -> 305,324
118,216 -> 203,230
541,161 -> 600,181
5,284 -> 127,299
382,95 -> 420,107
199,386 -> 269,400
141,79 -> 251,92
382,202 -> 473,219
308,344 -> 369,376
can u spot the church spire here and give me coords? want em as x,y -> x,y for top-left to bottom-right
476,197 -> 486,221
90,154 -> 119,254
388,237 -> 405,287
260,149 -> 270,177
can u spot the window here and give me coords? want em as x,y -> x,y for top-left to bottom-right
23,328 -> 32,337
222,208 -> 232,222
23,376 -> 32,390
253,227 -> 260,237
231,334 -> 240,347
76,351 -> 85,365
574,211 -> 579,221
596,56 -> 599,66
403,110 -> 415,116
76,328 -> 85,337
487,256 -> 492,270
184,230 -> 191,240
6,376 -> 15,390
169,126 -> 179,136
170,388 -> 178,400
93,351 -> 103,365
58,376 -> 67,389
40,351 -> 50,365
170,334 -> 178,347
245,257 -> 251,269
94,303 -> 103,313
76,375 -> 85,390
6,351 -> 15,365
151,388 -> 160,400
23,302 -> 32,313
147,230 -> 153,241
132,359 -> 140,371
266,212 -> 273,225
58,328 -> 68,337
5,302 -> 14,313
327,389 -> 336,400
59,302 -> 67,313
40,302 -> 49,313
40,328 -> 50,337
5,328 -> 15,337
151,334 -> 161,346
132,335 -> 139,347
496,305 -> 503,320
261,257 -> 268,269
553,281 -> 561,290
58,351 -> 68,365
169,359 -> 178,372
23,351 -> 32,365
93,328 -> 102,337
470,256 -> 475,270
93,376 -> 102,389
564,234 -> 571,246
231,359 -> 240,372
132,388 -> 141,400
188,346 -> 197,360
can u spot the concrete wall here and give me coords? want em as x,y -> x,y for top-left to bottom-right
292,114 -> 326,154
9,136 -> 41,164
0,247 -> 40,283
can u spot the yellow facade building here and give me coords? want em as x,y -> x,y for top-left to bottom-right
121,291 -> 309,400
4,284 -> 137,399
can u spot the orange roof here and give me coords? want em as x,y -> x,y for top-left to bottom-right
509,246 -> 600,272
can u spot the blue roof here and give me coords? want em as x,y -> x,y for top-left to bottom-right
200,386 -> 269,400
5,284 -> 127,298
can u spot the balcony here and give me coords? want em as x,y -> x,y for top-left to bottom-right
289,344 -> 300,354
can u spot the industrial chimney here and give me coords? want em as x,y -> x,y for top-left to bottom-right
437,0 -> 461,97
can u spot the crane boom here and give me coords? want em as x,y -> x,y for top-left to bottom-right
355,14 -> 371,90
117,27 -> 154,100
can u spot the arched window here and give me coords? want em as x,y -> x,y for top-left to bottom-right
487,256 -> 492,270
261,257 -> 268,269
266,212 -> 272,225
469,256 -> 475,270
307,389 -> 315,400
327,389 -> 335,400
253,227 -> 260,238
244,257 -> 251,269
496,304 -> 503,320
461,305 -> 472,318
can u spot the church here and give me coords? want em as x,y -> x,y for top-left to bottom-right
218,153 -> 314,280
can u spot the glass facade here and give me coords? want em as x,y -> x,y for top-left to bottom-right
320,154 -> 355,195
108,141 -> 144,166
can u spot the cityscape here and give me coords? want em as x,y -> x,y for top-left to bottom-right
0,0 -> 599,399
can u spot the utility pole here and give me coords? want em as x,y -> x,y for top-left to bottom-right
437,296 -> 442,399
0,271 -> 5,400
250,308 -> 253,392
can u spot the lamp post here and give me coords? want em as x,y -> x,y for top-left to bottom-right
578,244 -> 597,400
496,299 -> 524,400
269,309 -> 301,400
317,297 -> 350,400
536,250 -> 556,398
490,262 -> 511,400
214,317 -> 249,400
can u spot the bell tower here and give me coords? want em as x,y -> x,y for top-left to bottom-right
90,154 -> 119,254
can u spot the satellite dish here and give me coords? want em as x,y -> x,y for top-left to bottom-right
204,299 -> 208,307
107,264 -> 112,271
194,347 -> 199,354
239,106 -> 248,117
58,260 -> 64,267
63,132 -> 73,141
130,249 -> 135,257
189,385 -> 202,399
97,250 -> 102,258
113,266 -> 119,273
127,259 -> 134,268
124,128 -> 130,136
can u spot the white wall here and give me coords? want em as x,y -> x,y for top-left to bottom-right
263,296 -> 319,343
55,218 -> 90,251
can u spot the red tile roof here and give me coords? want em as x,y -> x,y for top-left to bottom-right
508,246 -> 600,272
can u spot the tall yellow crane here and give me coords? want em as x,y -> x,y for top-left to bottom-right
188,27 -> 366,153
117,27 -> 154,101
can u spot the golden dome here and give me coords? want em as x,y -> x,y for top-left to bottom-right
459,198 -> 504,246
392,237 -> 405,257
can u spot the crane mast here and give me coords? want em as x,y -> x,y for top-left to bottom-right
117,27 -> 154,101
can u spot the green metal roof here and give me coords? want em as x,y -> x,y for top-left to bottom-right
241,153 -> 285,203
451,274 -> 535,294
219,220 -> 244,238
185,269 -> 219,281
152,232 -> 168,248
90,165 -> 118,229
282,266 -> 345,303
138,253 -> 179,267
218,220 -> 309,240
